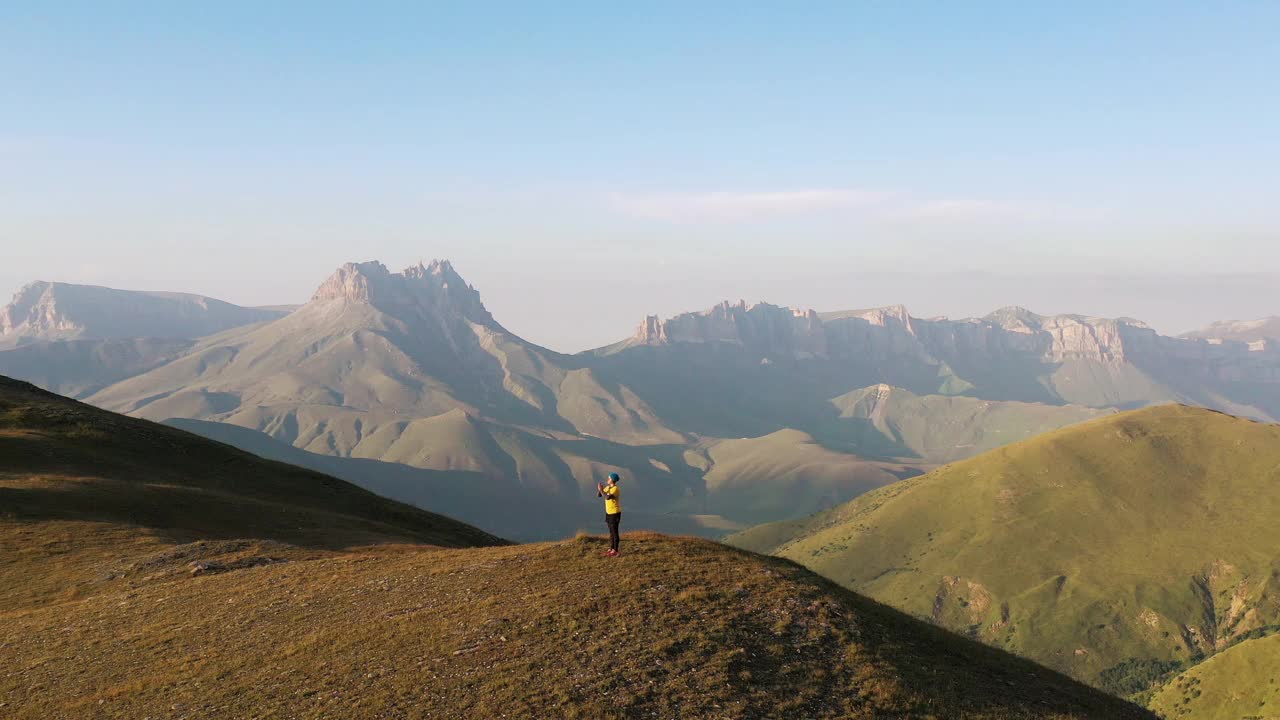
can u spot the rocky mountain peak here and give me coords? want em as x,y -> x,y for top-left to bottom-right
852,304 -> 915,331
633,315 -> 667,344
309,259 -> 496,326
403,259 -> 465,285
1115,317 -> 1152,330
985,306 -> 1044,331
310,261 -> 392,303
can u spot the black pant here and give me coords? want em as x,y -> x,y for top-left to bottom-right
605,512 -> 621,552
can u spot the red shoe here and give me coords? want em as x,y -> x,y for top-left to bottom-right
602,550 -> 616,556
610,550 -> 621,557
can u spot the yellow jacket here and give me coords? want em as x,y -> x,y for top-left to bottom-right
602,484 -> 620,514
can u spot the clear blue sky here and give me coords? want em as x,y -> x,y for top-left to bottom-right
3,2 -> 1277,350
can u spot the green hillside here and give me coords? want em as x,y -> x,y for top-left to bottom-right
696,428 -> 918,524
728,405 -> 1280,695
821,384 -> 1109,462
1148,633 -> 1280,718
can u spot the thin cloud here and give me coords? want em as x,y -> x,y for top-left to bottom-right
607,189 -> 892,223
905,199 -> 1021,220
605,188 -> 1043,226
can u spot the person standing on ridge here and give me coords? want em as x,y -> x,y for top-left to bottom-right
597,473 -> 622,556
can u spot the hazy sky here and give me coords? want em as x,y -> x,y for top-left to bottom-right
3,3 -> 1277,351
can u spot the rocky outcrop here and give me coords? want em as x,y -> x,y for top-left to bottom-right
630,301 -> 827,357
854,304 -> 916,332
310,260 -> 498,328
1,283 -> 78,337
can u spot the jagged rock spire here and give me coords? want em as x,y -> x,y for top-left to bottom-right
310,259 -> 497,327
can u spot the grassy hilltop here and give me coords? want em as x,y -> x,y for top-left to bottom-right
0,533 -> 1151,719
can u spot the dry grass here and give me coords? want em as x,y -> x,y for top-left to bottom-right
0,532 -> 1153,719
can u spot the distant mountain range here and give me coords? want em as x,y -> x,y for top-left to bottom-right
2,261 -> 1277,539
1184,315 -> 1280,344
728,405 -> 1280,712
603,299 -> 1280,422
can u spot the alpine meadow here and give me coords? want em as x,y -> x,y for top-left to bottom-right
4,3 -> 1278,718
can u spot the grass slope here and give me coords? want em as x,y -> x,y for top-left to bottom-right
727,405 -> 1280,692
1148,633 -> 1280,719
0,374 -> 503,610
697,429 -> 918,524
0,532 -> 1151,719
821,384 -> 1109,462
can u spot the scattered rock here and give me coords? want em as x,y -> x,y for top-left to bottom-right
190,561 -> 223,577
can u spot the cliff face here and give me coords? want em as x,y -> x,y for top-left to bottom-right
632,301 -> 1277,365
619,300 -> 1280,417
0,283 -> 77,336
0,282 -> 287,344
632,301 -> 827,357
310,260 -> 497,328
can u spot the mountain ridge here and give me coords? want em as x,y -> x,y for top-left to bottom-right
1183,315 -> 1280,345
0,281 -> 288,346
605,298 -> 1280,420
624,299 -> 1255,364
